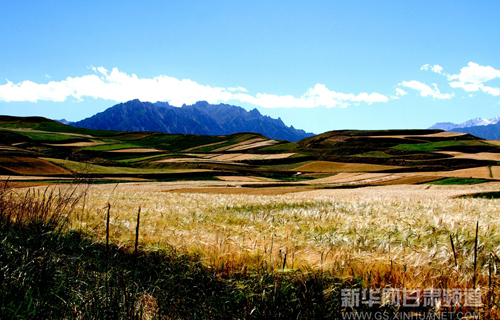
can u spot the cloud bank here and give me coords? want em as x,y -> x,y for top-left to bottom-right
0,67 -> 388,109
419,62 -> 500,97
1,62 -> 498,108
398,62 -> 500,100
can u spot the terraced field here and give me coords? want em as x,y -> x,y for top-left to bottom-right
2,116 -> 500,189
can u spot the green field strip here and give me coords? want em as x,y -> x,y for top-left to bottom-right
426,177 -> 489,185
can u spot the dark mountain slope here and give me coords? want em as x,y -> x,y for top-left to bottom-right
72,100 -> 314,141
453,122 -> 500,140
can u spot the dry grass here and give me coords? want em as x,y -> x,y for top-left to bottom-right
52,181 -> 498,301
295,161 -> 402,173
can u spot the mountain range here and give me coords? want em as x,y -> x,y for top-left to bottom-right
428,116 -> 500,140
70,100 -> 314,142
429,116 -> 500,131
66,100 -> 500,141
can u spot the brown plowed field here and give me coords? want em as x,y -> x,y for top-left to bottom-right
0,156 -> 71,175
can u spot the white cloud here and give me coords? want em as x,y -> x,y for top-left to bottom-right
0,79 -> 73,102
421,64 -> 444,74
234,84 -> 389,109
399,80 -> 453,100
482,86 -> 500,96
0,67 -> 389,109
447,62 -> 500,96
97,67 -> 108,76
395,88 -> 408,96
450,62 -> 500,83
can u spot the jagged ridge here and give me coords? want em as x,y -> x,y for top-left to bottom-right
72,100 -> 314,142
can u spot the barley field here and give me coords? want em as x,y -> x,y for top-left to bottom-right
68,182 -> 500,296
5,180 -> 500,317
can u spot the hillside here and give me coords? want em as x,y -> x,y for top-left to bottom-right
71,100 -> 314,142
2,116 -> 500,188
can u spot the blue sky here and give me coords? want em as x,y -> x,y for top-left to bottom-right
1,1 -> 499,134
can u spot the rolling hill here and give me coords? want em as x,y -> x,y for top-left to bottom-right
2,115 -> 500,188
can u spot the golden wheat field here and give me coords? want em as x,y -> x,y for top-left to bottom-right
48,180 -> 499,303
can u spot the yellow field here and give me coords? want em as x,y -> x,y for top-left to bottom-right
294,161 -> 401,172
212,138 -> 265,152
308,172 -> 442,185
421,166 -> 496,179
437,151 -> 500,161
54,181 -> 500,300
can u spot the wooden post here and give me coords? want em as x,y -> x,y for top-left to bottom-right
135,207 -> 141,255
